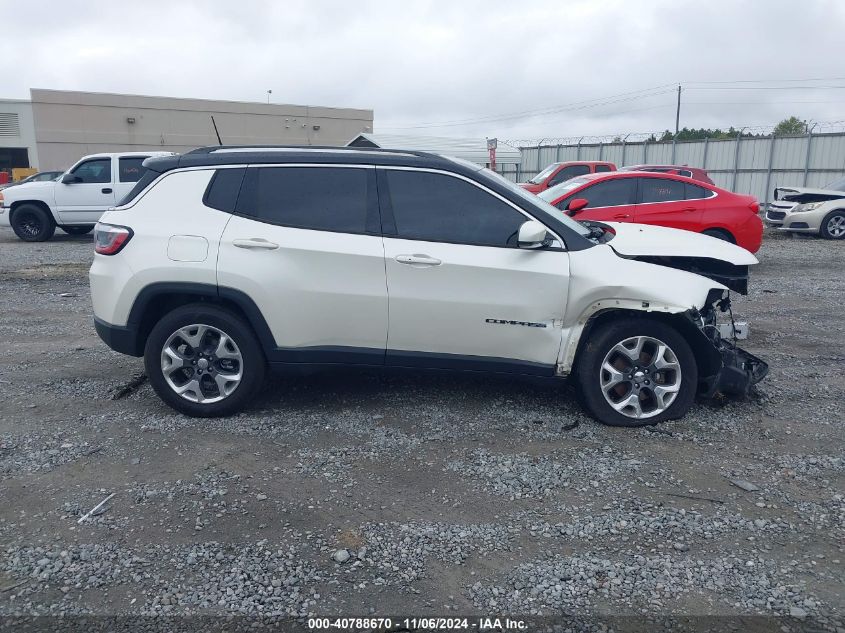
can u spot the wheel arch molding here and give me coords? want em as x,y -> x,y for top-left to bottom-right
567,307 -> 723,386
105,282 -> 276,357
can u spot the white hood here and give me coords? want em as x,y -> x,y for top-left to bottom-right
603,222 -> 758,265
1,180 -> 57,203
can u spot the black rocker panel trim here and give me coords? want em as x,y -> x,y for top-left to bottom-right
386,350 -> 554,376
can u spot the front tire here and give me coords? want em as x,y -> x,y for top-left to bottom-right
144,304 -> 266,417
820,210 -> 845,239
11,204 -> 56,242
574,319 -> 698,427
61,225 -> 95,236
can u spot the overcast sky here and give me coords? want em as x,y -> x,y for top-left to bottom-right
3,0 -> 844,142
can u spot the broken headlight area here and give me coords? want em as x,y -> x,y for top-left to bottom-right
624,255 -> 750,294
689,290 -> 769,397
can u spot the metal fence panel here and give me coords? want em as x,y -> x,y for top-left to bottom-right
703,138 -> 736,170
809,135 -> 845,171
806,171 -> 843,189
674,142 -> 706,167
738,138 -> 770,170
770,170 -> 806,190
771,136 -> 808,170
603,144 -> 625,165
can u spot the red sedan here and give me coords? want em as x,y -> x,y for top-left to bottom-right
537,171 -> 763,253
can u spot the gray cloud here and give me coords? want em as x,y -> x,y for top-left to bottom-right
2,0 -> 843,141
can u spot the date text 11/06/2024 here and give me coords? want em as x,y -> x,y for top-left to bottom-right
307,617 -> 528,630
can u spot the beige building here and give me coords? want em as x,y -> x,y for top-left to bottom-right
1,89 -> 374,173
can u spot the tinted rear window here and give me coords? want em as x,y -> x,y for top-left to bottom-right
685,183 -> 711,200
119,157 -> 149,183
204,168 -> 246,212
639,178 -> 685,203
236,166 -> 372,233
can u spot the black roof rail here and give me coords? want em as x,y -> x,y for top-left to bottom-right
185,144 -> 436,158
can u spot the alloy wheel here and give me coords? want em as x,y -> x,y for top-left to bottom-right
16,212 -> 42,239
599,335 -> 682,419
160,324 -> 243,403
826,215 -> 845,238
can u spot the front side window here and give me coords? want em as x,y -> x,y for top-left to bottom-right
572,177 -> 637,209
538,176 -> 591,204
236,166 -> 371,233
528,163 -> 559,184
71,158 -> 111,184
639,177 -> 685,203
548,164 -> 591,187
385,170 -> 527,247
119,157 -> 150,183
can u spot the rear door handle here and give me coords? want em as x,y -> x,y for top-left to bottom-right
613,213 -> 630,219
102,188 -> 112,194
682,207 -> 697,212
233,238 -> 279,250
395,254 -> 441,266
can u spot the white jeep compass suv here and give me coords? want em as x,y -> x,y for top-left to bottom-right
89,146 -> 767,426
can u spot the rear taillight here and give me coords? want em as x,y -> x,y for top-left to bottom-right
94,223 -> 133,255
749,200 -> 760,214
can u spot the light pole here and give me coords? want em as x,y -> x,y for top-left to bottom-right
267,90 -> 272,104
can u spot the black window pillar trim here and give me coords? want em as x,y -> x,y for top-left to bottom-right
375,169 -> 397,236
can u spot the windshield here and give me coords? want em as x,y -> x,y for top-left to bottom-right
478,168 -> 591,237
527,163 -> 559,184
825,176 -> 845,191
538,176 -> 590,203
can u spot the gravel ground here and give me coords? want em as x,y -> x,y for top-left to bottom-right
0,226 -> 842,630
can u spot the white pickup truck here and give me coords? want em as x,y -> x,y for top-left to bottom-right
0,151 -> 174,241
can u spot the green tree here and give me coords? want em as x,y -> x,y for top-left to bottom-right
773,116 -> 809,135
658,126 -> 755,142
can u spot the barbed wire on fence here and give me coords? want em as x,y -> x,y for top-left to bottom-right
504,120 -> 845,148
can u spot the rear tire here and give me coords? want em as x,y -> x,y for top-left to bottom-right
62,225 -> 95,236
820,210 -> 845,239
144,304 -> 266,417
574,318 -> 698,427
11,204 -> 56,242
702,228 -> 736,244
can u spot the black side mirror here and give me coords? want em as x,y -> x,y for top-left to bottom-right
61,173 -> 81,184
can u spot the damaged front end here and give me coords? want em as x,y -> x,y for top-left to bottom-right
620,255 -> 750,295
688,290 -> 769,397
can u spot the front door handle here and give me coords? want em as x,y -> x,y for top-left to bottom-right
395,254 -> 442,266
613,213 -> 631,219
233,238 -> 279,250
682,207 -> 697,213
102,188 -> 113,194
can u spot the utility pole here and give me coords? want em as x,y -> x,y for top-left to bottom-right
675,84 -> 681,137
